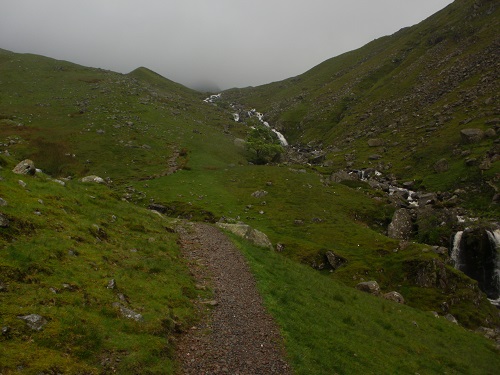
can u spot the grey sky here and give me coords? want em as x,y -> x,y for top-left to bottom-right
0,0 -> 454,90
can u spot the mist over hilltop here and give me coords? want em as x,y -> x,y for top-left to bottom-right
0,0 -> 453,90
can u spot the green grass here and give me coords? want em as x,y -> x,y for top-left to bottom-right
0,159 -> 204,374
232,236 -> 500,375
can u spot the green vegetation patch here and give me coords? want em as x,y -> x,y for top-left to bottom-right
0,159 -> 201,374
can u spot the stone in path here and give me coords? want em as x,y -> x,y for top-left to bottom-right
175,222 -> 292,375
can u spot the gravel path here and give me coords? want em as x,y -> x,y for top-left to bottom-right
175,222 -> 292,375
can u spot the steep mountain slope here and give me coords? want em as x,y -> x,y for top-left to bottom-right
226,0 -> 499,211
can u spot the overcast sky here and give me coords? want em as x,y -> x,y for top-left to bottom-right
0,0 -> 454,90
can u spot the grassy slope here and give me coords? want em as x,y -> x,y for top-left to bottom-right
234,237 -> 500,375
0,156 -> 202,373
225,0 -> 499,213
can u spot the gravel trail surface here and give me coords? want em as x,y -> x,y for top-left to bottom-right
175,222 -> 292,375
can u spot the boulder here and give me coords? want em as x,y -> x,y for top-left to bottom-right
382,291 -> 405,304
216,222 -> 273,250
81,175 -> 105,184
460,128 -> 484,144
17,314 -> 47,331
433,158 -> 449,173
325,251 -> 347,270
356,281 -> 380,295
0,198 -> 7,206
12,159 -> 36,175
387,208 -> 413,240
330,170 -> 356,183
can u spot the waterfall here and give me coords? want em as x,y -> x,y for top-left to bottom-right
450,231 -> 464,270
203,96 -> 289,147
486,229 -> 500,306
272,129 -> 289,146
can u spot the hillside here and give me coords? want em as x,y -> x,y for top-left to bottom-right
1,0 -> 500,373
226,0 -> 499,212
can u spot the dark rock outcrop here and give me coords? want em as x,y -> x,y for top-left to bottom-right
460,128 -> 484,144
325,251 -> 347,270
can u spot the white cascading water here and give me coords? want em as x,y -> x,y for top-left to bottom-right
203,94 -> 289,146
486,229 -> 500,306
450,231 -> 464,270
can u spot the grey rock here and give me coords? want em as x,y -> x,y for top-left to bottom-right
53,179 -> 66,186
216,222 -> 273,250
251,190 -> 268,198
382,291 -> 405,304
107,279 -> 116,289
18,180 -> 27,188
434,158 -> 449,173
387,208 -> 413,240
113,303 -> 144,322
12,159 -> 36,175
445,314 -> 458,324
369,154 -> 382,160
356,281 -> 380,295
460,128 -> 484,144
81,175 -> 105,184
0,198 -> 7,206
0,281 -> 7,292
325,251 -> 347,270
418,193 -> 437,206
330,170 -> 356,183
2,326 -> 11,336
0,213 -> 9,228
18,314 -> 48,331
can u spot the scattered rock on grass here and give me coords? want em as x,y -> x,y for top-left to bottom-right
12,159 -> 36,175
382,291 -> 405,304
216,222 -> 273,250
81,175 -> 105,184
325,251 -> 347,270
18,314 -> 48,331
460,128 -> 484,144
112,303 -> 144,322
356,281 -> 380,295
251,190 -> 268,198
